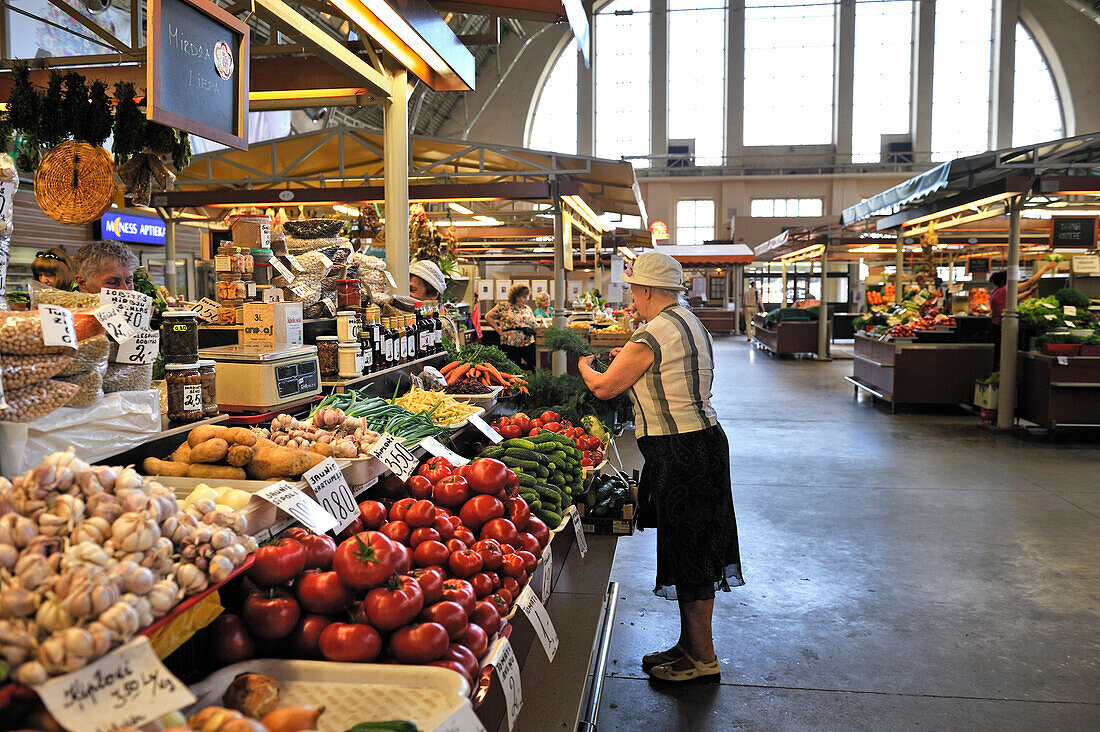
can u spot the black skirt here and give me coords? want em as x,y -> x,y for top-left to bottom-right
636,423 -> 745,602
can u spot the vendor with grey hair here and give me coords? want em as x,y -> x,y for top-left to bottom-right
73,240 -> 139,293
408,259 -> 447,301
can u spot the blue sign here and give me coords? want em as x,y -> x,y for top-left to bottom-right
100,213 -> 167,246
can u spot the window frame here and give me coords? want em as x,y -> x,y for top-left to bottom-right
675,199 -> 716,246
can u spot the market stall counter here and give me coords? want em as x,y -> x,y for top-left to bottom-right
1016,352 -> 1100,430
753,312 -> 830,357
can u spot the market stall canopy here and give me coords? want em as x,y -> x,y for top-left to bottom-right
653,243 -> 755,267
841,132 -> 1100,227
159,127 -> 646,221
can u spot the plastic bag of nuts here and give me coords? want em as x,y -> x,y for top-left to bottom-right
58,335 -> 109,377
57,359 -> 107,409
0,311 -> 77,356
0,379 -> 81,421
0,353 -> 74,391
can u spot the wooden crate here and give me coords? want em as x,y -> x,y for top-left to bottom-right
589,330 -> 630,348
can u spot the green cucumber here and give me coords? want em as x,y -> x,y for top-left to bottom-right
516,472 -> 537,488
503,456 -> 540,471
534,507 -> 562,527
533,465 -> 549,478
504,447 -> 543,462
503,438 -> 537,451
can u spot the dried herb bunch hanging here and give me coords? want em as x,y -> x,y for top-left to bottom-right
111,81 -> 146,164
38,71 -> 65,149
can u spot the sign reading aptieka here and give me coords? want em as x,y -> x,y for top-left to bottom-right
147,0 -> 250,150
100,213 -> 167,246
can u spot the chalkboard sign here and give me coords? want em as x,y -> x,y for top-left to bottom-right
967,257 -> 991,274
147,0 -> 249,149
1051,217 -> 1098,248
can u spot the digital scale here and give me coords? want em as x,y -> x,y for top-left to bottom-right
198,344 -> 321,413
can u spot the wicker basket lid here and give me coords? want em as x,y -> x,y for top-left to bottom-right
34,140 -> 117,226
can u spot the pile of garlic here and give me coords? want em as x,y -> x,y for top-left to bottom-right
0,449 -> 258,685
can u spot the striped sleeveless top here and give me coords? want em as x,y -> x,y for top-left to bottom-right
626,305 -> 718,437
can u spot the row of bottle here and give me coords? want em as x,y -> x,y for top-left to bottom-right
320,304 -> 444,377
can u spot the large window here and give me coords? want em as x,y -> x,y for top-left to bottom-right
1012,23 -> 1063,147
931,0 -> 993,160
675,200 -> 715,246
667,0 -> 725,165
528,46 -> 578,154
595,0 -> 650,164
852,0 -> 913,162
750,199 -> 824,217
744,0 -> 834,146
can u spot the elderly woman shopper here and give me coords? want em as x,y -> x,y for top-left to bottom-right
485,284 -> 537,370
409,259 -> 447,301
73,240 -> 139,293
578,252 -> 743,683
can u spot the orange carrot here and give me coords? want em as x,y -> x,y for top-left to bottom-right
480,363 -> 508,384
446,363 -> 471,384
440,361 -> 459,375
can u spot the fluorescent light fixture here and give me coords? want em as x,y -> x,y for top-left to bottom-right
563,195 -> 609,232
450,219 -> 502,227
849,244 -> 881,253
333,204 -> 359,216
474,216 -> 502,226
448,202 -> 474,215
779,244 -> 825,262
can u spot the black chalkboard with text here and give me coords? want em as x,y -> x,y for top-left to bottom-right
147,0 -> 249,149
1051,217 -> 1098,248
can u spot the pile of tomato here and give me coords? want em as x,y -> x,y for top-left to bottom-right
210,456 -> 549,690
491,410 -> 605,467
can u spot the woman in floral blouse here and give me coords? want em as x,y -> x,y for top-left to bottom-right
486,284 -> 537,370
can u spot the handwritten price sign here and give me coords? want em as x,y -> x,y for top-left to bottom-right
257,481 -> 338,534
369,433 -> 418,480
33,637 -> 194,732
486,638 -> 522,731
114,331 -> 160,364
100,289 -> 153,331
517,584 -> 559,661
303,457 -> 358,534
37,304 -> 77,349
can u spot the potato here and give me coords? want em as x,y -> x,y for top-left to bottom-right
221,427 -> 258,447
187,424 -> 227,447
186,464 -> 247,480
190,437 -> 230,464
246,446 -> 312,480
142,457 -> 190,477
226,444 -> 254,467
307,442 -> 333,457
305,452 -> 327,470
253,437 -> 278,451
168,441 -> 192,464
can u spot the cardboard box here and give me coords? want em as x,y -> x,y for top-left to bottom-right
240,301 -> 304,346
578,499 -> 637,535
231,216 -> 271,249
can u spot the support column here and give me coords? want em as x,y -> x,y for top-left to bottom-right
990,0 -> 1019,149
577,0 -> 596,156
780,262 -> 788,307
910,0 -> 935,163
384,68 -> 410,296
833,0 -> 856,164
552,180 -> 567,376
895,229 -> 904,304
817,250 -> 830,360
996,198 -> 1024,430
650,0 -> 668,165
725,0 -> 745,166
164,214 -> 177,297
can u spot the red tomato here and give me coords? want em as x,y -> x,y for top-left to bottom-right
480,518 -> 519,548
492,589 -> 513,614
525,516 -> 550,548
418,456 -> 453,483
420,600 -> 469,640
333,531 -> 399,592
440,578 -> 476,614
451,464 -> 472,479
504,498 -> 531,532
248,539 -> 306,587
490,572 -> 502,591
455,621 -> 488,658
445,537 -> 468,554
413,539 -> 450,568
288,613 -> 331,659
428,659 -> 474,684
319,622 -> 381,663
470,538 -> 504,571
447,549 -> 484,579
390,622 -> 449,664
409,527 -> 441,547
580,457 -> 595,468
406,475 -> 434,500
539,411 -> 560,422
295,569 -> 354,615
591,450 -> 604,463
543,422 -> 562,433
408,566 -> 446,604
466,458 -> 509,495
514,550 -> 538,574
389,497 -> 417,522
243,589 -> 300,639
210,614 -> 254,666
358,500 -> 388,529
500,544 -> 515,555
283,529 -> 337,571
433,516 -> 456,541
393,543 -> 413,574
380,520 -> 412,545
432,475 -> 470,510
453,526 -> 476,546
501,576 -> 520,596
405,499 -> 437,528
504,469 -> 519,493
470,599 -> 503,636
335,516 -> 364,543
511,413 -> 531,432
442,643 -> 480,679
459,494 -> 505,533
500,553 -> 527,580
468,572 -> 494,599
529,418 -> 544,430
500,424 -> 523,439
528,427 -> 542,436
586,436 -> 603,450
364,574 -> 424,631
516,532 -> 541,556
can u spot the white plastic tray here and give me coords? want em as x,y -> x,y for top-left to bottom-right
188,659 -> 471,732
443,385 -> 503,405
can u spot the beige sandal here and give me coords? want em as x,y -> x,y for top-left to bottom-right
641,643 -> 686,671
647,651 -> 720,683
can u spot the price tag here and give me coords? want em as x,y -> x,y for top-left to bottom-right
32,637 -> 195,732
468,413 -> 503,444
290,282 -> 312,301
570,507 -> 588,557
189,298 -> 221,323
114,330 -> 159,364
383,270 -> 397,289
1057,356 -> 1069,366
913,292 -> 928,306
321,298 -> 336,317
539,545 -> 553,602
948,283 -> 963,294
93,304 -> 139,343
419,436 -> 470,466
262,287 -> 283,303
285,254 -> 304,272
0,374 -> 6,410
182,384 -> 202,413
1041,301 -> 1057,309
435,703 -> 488,732
486,638 -> 522,731
271,258 -> 295,284
37,304 -> 77,348
319,252 -> 333,271
257,481 -> 338,534
303,457 -> 358,534
369,433 -> 418,480
214,254 -> 232,272
1063,305 -> 1077,316
100,289 -> 153,330
517,584 -> 559,662
1044,314 -> 1058,320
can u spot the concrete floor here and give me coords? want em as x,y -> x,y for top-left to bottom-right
597,337 -> 1100,731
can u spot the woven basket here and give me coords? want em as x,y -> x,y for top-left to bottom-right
34,140 -> 117,225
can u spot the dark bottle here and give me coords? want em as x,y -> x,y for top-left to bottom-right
359,319 -> 374,374
381,317 -> 394,367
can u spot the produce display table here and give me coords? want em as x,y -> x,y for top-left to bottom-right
692,307 -> 737,335
320,352 -> 447,393
1016,352 -> 1100,430
752,313 -> 829,357
847,333 -> 995,411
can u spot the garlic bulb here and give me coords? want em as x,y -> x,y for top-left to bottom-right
208,554 -> 235,583
14,554 -> 52,591
0,586 -> 41,619
71,517 -> 112,545
174,563 -> 208,596
98,600 -> 141,638
110,513 -> 159,553
210,528 -> 236,551
35,598 -> 74,633
68,541 -> 112,568
14,660 -> 47,685
0,542 -> 18,571
0,618 -> 40,665
124,565 -> 154,595
86,621 -> 113,656
0,515 -> 38,547
37,495 -> 85,537
92,465 -> 119,491
86,493 -> 123,523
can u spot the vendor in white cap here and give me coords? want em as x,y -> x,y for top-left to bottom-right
408,259 -> 446,301
578,251 -> 743,684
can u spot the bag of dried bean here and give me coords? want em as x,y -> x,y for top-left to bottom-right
0,379 -> 81,422
0,353 -> 73,391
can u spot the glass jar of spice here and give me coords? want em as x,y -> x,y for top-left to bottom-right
165,363 -> 203,422
316,336 -> 339,376
336,279 -> 361,309
197,359 -> 218,417
161,311 -> 199,364
338,341 -> 363,378
337,311 -> 360,341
